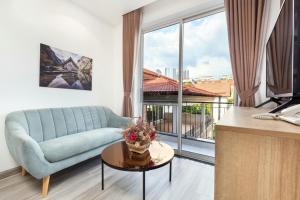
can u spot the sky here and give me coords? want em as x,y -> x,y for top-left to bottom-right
143,12 -> 232,80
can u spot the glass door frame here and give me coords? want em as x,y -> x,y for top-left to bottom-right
140,6 -> 225,164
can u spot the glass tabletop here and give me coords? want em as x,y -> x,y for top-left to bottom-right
101,141 -> 175,171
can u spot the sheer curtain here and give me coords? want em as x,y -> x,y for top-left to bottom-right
132,30 -> 143,118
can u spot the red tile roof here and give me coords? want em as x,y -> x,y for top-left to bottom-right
194,79 -> 234,97
143,69 -> 219,97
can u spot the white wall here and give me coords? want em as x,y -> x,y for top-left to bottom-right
0,0 -> 123,172
112,23 -> 124,114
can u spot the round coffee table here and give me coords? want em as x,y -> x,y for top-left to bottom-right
101,141 -> 174,200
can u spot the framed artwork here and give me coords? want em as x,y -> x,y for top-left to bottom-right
39,43 -> 92,90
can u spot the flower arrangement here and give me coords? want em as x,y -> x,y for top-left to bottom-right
123,117 -> 156,154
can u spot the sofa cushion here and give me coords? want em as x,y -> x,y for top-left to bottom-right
39,128 -> 123,162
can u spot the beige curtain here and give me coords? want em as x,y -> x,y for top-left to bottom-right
267,0 -> 292,95
122,9 -> 142,117
225,0 -> 269,107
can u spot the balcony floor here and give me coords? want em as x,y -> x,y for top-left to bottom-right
158,134 -> 215,163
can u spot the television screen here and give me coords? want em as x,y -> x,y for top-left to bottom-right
266,0 -> 293,97
293,0 -> 300,96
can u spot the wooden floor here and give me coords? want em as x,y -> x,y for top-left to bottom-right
0,157 -> 214,200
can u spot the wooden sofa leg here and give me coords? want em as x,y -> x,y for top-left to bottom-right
42,176 -> 50,197
21,167 -> 27,176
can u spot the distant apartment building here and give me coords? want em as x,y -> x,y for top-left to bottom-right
183,69 -> 190,80
173,68 -> 177,80
162,67 -> 190,80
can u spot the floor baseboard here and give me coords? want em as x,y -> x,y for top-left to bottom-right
0,157 -> 100,181
0,166 -> 21,180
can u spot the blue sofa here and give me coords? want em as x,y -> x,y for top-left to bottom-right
5,106 -> 131,197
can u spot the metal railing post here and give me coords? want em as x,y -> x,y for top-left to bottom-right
201,103 -> 206,139
218,97 -> 221,120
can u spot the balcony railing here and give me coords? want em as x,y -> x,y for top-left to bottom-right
143,101 -> 233,142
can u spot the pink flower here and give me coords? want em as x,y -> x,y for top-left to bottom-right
150,131 -> 156,141
129,132 -> 138,141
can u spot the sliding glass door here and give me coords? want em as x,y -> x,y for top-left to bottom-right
143,24 -> 180,151
142,9 -> 234,163
181,12 -> 233,161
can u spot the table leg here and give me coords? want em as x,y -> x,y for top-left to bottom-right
143,171 -> 145,200
101,160 -> 104,190
169,161 -> 172,182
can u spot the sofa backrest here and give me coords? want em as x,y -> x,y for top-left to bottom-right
5,106 -> 112,142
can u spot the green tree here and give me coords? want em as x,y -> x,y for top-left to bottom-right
182,103 -> 211,115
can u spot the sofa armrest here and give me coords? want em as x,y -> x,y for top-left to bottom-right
108,111 -> 133,129
5,122 -> 50,179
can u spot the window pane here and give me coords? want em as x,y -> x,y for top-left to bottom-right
143,24 -> 180,102
182,12 -> 234,155
183,12 -> 232,82
143,24 -> 180,149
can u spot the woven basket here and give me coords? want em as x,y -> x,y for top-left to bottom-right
126,141 -> 150,154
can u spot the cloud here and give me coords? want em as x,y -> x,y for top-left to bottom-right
183,12 -> 231,67
143,11 -> 232,80
187,56 -> 232,79
144,24 -> 179,70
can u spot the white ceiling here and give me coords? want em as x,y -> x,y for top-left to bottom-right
70,0 -> 159,26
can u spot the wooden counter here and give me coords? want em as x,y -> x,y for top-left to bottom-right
215,107 -> 300,200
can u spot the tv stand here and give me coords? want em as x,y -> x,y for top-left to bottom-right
269,97 -> 300,113
255,97 -> 282,109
